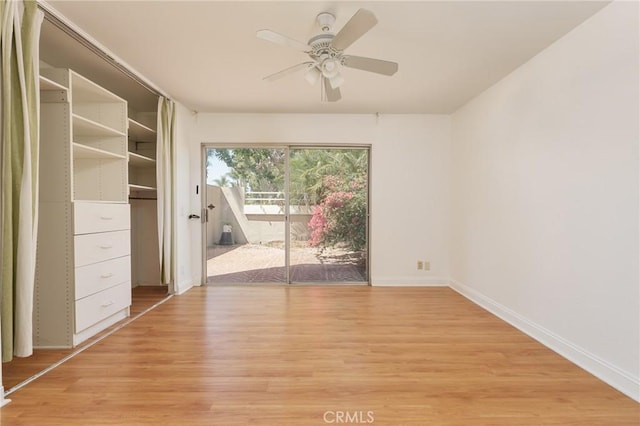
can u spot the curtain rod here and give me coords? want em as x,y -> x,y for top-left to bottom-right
37,0 -> 169,100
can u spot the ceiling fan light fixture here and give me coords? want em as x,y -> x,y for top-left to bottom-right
304,66 -> 321,85
329,73 -> 344,89
321,59 -> 340,78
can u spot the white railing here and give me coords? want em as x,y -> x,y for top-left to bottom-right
244,191 -> 284,205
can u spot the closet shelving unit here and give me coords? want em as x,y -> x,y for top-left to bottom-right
127,113 -> 162,287
35,69 -> 132,348
128,117 -> 157,196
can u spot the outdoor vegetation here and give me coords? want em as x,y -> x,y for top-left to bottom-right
208,148 -> 368,255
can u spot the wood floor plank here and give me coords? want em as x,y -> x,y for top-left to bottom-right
1,286 -> 638,425
1,286 -> 169,391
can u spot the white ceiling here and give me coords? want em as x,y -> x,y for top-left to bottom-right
42,1 -> 609,114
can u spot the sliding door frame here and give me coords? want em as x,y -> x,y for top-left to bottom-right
200,143 -> 371,286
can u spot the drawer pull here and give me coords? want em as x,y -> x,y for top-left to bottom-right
99,244 -> 113,249
100,216 -> 114,220
101,300 -> 115,307
100,272 -> 114,278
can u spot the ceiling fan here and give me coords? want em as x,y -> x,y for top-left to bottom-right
257,9 -> 399,102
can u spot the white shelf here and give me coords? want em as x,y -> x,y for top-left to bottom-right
71,71 -> 125,103
73,114 -> 126,137
39,75 -> 67,92
128,152 -> 156,167
73,143 -> 126,160
129,184 -> 157,192
128,118 -> 157,142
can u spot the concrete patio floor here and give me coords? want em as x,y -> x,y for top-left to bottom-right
206,243 -> 367,284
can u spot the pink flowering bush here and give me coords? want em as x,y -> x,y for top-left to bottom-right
308,205 -> 327,247
308,175 -> 367,253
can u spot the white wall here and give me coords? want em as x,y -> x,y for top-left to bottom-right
189,113 -> 451,286
174,102 -> 197,294
450,1 -> 639,400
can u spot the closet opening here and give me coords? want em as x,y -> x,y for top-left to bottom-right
2,8 -> 171,395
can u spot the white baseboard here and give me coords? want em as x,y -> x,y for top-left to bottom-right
372,277 -> 449,286
0,387 -> 10,407
449,279 -> 640,402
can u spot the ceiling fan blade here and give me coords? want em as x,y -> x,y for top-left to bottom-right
324,77 -> 341,102
264,62 -> 314,82
342,56 -> 398,76
331,9 -> 377,51
256,29 -> 311,52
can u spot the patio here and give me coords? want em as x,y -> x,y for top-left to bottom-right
206,242 -> 367,284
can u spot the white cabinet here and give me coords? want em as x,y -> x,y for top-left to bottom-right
34,70 -> 132,348
74,229 -> 131,267
75,282 -> 131,334
75,256 -> 131,299
74,202 -> 130,234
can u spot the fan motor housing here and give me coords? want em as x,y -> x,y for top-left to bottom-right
308,33 -> 341,60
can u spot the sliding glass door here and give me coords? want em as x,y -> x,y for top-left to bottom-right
288,148 -> 368,283
203,145 -> 369,285
204,147 -> 287,283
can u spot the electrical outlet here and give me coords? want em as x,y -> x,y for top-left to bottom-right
417,260 -> 424,270
424,261 -> 431,271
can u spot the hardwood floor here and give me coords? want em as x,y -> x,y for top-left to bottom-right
1,286 -> 638,425
2,285 -> 169,391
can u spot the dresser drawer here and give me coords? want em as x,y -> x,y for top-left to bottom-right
74,202 -> 130,235
75,281 -> 131,333
75,255 -> 131,300
74,230 -> 130,267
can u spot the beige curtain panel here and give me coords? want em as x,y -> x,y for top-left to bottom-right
0,0 -> 44,362
156,97 -> 176,286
